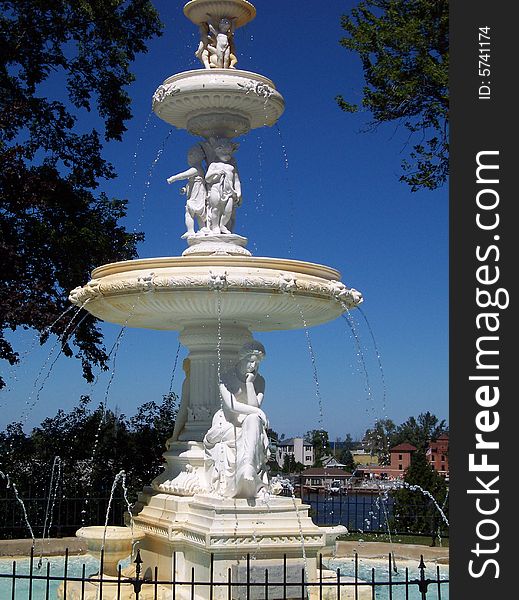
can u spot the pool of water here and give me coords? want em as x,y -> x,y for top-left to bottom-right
0,554 -> 100,598
326,556 -> 449,600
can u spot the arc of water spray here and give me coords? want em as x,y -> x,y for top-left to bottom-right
81,296 -> 142,526
19,300 -> 92,428
275,123 -> 296,258
128,112 -> 154,193
10,304 -> 79,375
357,306 -> 388,415
38,456 -> 63,568
168,342 -> 182,396
341,308 -> 374,411
0,470 -> 35,546
135,128 -> 174,234
295,304 -> 324,428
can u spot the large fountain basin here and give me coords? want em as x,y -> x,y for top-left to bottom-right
152,69 -> 285,136
69,256 -> 361,331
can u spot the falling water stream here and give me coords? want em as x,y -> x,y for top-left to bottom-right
21,310 -> 91,429
274,124 -> 296,258
357,306 -> 388,414
0,471 -> 35,546
38,456 -> 63,568
294,303 -> 325,430
134,129 -> 173,234
341,309 -> 375,416
81,296 -> 143,526
167,342 -> 182,397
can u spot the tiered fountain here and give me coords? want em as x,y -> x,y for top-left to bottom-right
69,0 -> 362,597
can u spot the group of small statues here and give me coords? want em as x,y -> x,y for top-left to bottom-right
195,16 -> 238,70
167,136 -> 242,238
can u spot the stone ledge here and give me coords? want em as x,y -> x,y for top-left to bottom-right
0,537 -> 86,558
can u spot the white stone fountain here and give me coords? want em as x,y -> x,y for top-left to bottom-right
69,1 -> 362,597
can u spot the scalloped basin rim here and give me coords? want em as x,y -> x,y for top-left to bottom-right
91,256 -> 342,281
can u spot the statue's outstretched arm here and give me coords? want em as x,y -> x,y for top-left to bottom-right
167,166 -> 198,184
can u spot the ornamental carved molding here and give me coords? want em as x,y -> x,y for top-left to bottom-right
69,271 -> 362,308
209,534 -> 324,547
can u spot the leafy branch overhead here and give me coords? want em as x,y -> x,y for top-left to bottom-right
0,1 -> 163,388
337,0 -> 448,191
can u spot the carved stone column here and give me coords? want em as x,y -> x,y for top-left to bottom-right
177,322 -> 252,441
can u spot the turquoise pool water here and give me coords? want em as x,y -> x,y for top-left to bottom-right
0,554 -> 99,598
327,556 -> 449,599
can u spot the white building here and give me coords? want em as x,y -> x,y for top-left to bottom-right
275,437 -> 314,468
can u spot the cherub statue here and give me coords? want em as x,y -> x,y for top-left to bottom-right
203,341 -> 270,498
206,16 -> 238,69
202,137 -> 242,235
194,23 -> 211,69
167,144 -> 208,238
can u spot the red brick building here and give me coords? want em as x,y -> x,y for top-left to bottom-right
426,433 -> 449,479
354,435 -> 450,481
390,443 -> 417,473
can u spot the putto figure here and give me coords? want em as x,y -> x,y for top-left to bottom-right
203,341 -> 269,498
195,16 -> 238,69
202,137 -> 242,234
167,144 -> 208,238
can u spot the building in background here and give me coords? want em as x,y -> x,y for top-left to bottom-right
426,433 -> 449,479
275,437 -> 314,468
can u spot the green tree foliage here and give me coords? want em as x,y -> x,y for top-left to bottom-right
306,429 -> 331,467
363,418 -> 396,465
337,0 -> 448,191
281,454 -> 304,475
0,394 -> 177,504
0,1 -> 163,388
391,411 -> 448,453
337,448 -> 356,472
363,413 -> 448,463
392,450 -> 449,542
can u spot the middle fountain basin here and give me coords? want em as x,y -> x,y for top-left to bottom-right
69,255 -> 360,331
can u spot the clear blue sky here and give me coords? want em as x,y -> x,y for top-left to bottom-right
1,0 -> 448,442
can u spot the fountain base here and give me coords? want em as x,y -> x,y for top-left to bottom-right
129,489 -> 329,599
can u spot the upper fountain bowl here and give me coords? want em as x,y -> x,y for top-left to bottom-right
183,0 -> 256,28
152,70 -> 285,138
69,256 -> 362,332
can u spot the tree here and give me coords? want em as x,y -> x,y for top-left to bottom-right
281,454 -> 304,475
0,1 -> 163,389
391,411 -> 448,453
363,418 -> 396,465
306,429 -> 331,467
337,447 -> 356,472
0,394 -> 178,537
392,450 -> 449,543
336,0 -> 448,191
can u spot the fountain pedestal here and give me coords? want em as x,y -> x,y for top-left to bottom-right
131,490 -> 325,599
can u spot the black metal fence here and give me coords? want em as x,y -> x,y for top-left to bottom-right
1,491 -> 448,540
295,490 -> 448,540
0,495 -> 126,539
0,546 -> 449,600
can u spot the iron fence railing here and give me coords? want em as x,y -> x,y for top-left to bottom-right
0,491 -> 448,540
294,490 -> 448,539
0,546 -> 449,600
0,496 -> 127,539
